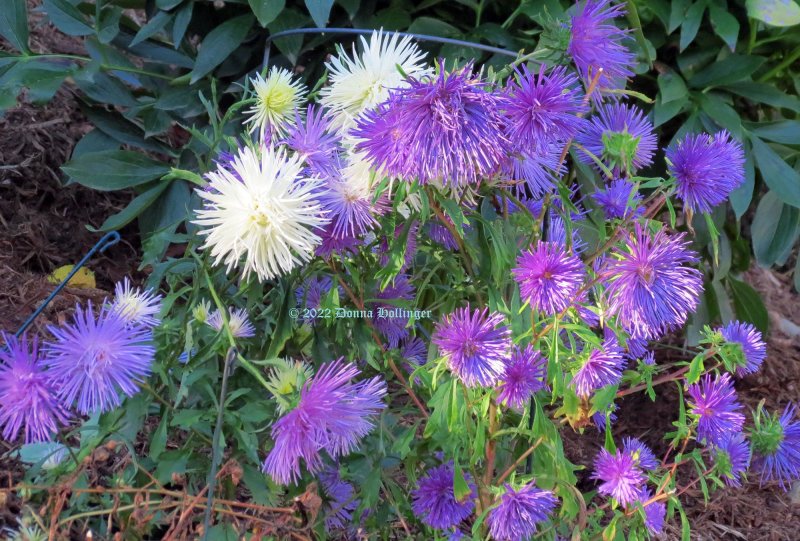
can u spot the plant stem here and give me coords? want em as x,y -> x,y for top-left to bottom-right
757,44 -> 800,82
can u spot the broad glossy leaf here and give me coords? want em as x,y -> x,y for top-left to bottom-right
62,150 -> 170,191
751,191 -> 800,266
724,82 -> 800,113
679,0 -> 707,51
99,181 -> 172,231
746,0 -> 800,26
130,10 -> 171,46
709,4 -> 739,50
42,0 -> 94,36
190,15 -> 253,83
250,0 -> 284,26
745,120 -> 800,144
267,9 -> 308,63
697,92 -> 742,138
658,70 -> 688,103
0,0 -> 30,54
750,135 -> 800,208
688,54 -> 765,88
730,141 -> 754,218
727,277 -> 769,332
172,1 -> 193,46
304,0 -> 333,27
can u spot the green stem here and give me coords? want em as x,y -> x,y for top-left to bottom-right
20,53 -> 178,81
757,44 -> 800,82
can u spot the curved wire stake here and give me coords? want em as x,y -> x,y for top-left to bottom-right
14,231 -> 121,338
263,27 -> 522,69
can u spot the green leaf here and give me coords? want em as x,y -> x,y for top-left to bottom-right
794,251 -> 800,292
686,353 -> 705,384
130,10 -> 171,46
408,16 -> 462,37
751,191 -> 800,266
172,1 -> 193,46
267,9 -> 308,63
688,54 -> 766,88
81,105 -> 174,155
727,277 -> 769,333
0,59 -> 73,103
62,150 -> 170,191
725,83 -> 800,113
746,0 -> 800,26
749,135 -> 800,208
190,14 -> 254,83
71,128 -> 120,159
97,6 -> 122,44
658,70 -> 688,103
304,0 -> 332,27
156,0 -> 184,8
680,0 -> 707,51
42,0 -> 94,36
653,94 -> 688,127
697,93 -> 742,137
73,64 -> 138,107
730,141 -> 755,217
669,0 -> 690,33
453,461 -> 472,501
250,0 -> 284,26
0,0 -> 30,54
709,5 -> 739,50
99,181 -> 172,231
745,120 -> 800,143
149,412 -> 169,459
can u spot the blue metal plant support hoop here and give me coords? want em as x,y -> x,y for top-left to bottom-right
13,231 -> 121,338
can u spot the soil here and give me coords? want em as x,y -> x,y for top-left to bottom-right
1,4 -> 799,540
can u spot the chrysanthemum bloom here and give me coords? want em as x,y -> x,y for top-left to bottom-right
497,345 -> 548,410
320,30 -> 429,131
296,276 -> 336,312
576,103 -> 657,174
571,338 -> 625,398
45,304 -> 155,415
354,65 -> 511,186
0,334 -> 69,443
622,436 -> 658,471
567,0 -> 635,91
718,320 -> 767,376
487,482 -> 558,541
411,462 -> 476,529
712,432 -> 751,487
687,373 -> 745,445
432,307 -> 511,387
401,336 -> 427,382
504,65 -> 588,151
750,404 -> 800,490
281,105 -> 340,173
372,274 -> 415,348
635,489 -> 666,535
591,447 -> 646,506
109,277 -> 163,328
245,66 -> 307,139
207,307 -> 256,338
262,359 -> 387,485
602,224 -> 703,340
548,214 -> 588,254
666,131 -> 745,214
428,217 -> 462,251
592,178 -> 644,220
319,467 -> 359,531
593,403 -> 618,431
193,146 -> 328,281
513,241 -> 586,316
317,154 -> 385,237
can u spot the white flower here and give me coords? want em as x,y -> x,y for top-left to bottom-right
319,30 -> 429,132
207,307 -> 255,338
109,277 -> 163,328
193,145 -> 328,281
244,66 -> 307,140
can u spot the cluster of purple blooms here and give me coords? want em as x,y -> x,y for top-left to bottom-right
0,278 -> 161,444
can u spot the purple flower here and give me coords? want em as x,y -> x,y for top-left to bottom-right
571,338 -> 625,397
513,241 -> 586,316
263,359 -> 387,485
355,65 -> 511,186
320,467 -> 359,531
487,482 -> 558,541
281,105 -> 340,173
501,143 -> 565,198
315,223 -> 361,259
636,489 -> 666,535
687,373 -> 745,445
548,214 -> 587,254
622,436 -> 658,471
667,131 -> 745,214
567,0 -> 635,92
411,462 -> 476,529
591,447 -> 646,506
0,334 -> 69,443
296,276 -> 336,310
316,158 -> 385,237
497,345 -> 548,410
602,225 -> 703,340
207,307 -> 255,338
400,336 -> 427,381
593,403 -> 618,431
504,65 -> 588,150
379,221 -> 419,271
428,218 -> 461,250
719,321 -> 767,376
592,179 -> 644,219
432,307 -> 511,387
576,103 -> 657,175
372,274 -> 415,348
109,277 -> 163,328
711,433 -> 751,487
750,404 -> 800,490
45,303 -> 155,415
